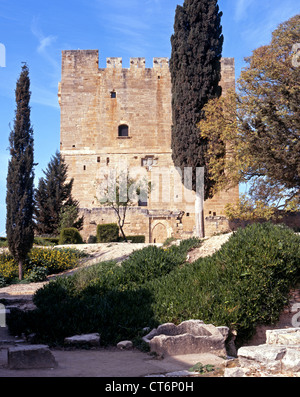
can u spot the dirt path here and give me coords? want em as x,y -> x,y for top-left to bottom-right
0,345 -> 225,377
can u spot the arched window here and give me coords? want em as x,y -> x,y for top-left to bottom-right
118,124 -> 129,137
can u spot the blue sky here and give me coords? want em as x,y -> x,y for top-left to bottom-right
0,0 -> 299,236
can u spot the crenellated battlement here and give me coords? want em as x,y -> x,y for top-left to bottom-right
62,50 -> 169,73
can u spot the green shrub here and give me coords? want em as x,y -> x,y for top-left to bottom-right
16,238 -> 199,344
97,224 -> 119,243
34,237 -> 59,246
25,266 -> 49,282
151,223 -> 300,344
59,228 -> 83,245
0,237 -> 7,248
0,276 -> 7,288
125,235 -> 145,243
10,224 -> 300,348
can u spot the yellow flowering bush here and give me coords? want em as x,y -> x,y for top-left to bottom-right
0,252 -> 18,281
25,248 -> 83,274
0,247 -> 84,285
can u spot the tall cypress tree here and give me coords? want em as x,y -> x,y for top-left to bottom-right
170,0 -> 223,197
6,64 -> 35,280
34,151 -> 83,235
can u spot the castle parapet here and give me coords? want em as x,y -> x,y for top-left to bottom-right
153,58 -> 169,69
130,57 -> 146,69
106,57 -> 123,69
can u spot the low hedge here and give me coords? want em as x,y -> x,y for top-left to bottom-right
59,228 -> 83,245
97,224 -> 119,243
8,223 -> 300,347
124,236 -> 145,243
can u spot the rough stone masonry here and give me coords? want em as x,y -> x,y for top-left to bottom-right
59,50 -> 239,242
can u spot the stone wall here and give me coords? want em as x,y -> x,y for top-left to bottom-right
59,51 -> 239,242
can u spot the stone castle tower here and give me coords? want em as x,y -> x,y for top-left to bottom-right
58,50 -> 239,242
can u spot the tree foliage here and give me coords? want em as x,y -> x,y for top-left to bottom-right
170,0 -> 223,198
34,151 -> 83,235
6,64 -> 35,280
199,15 -> 300,214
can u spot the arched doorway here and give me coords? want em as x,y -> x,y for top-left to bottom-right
152,222 -> 168,244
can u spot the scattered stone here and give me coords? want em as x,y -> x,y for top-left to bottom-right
165,370 -> 199,377
117,340 -> 133,350
8,344 -> 57,369
64,333 -> 100,347
230,327 -> 300,376
224,367 -> 247,377
144,320 -> 228,357
238,344 -> 287,364
238,344 -> 286,372
282,348 -> 300,372
266,328 -> 300,346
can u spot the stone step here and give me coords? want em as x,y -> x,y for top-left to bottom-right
7,344 -> 57,369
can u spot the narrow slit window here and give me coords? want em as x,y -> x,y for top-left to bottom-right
97,156 -> 100,163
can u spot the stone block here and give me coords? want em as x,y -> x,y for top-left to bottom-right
238,344 -> 286,371
266,328 -> 300,346
144,320 -> 228,357
64,333 -> 100,347
8,345 -> 57,369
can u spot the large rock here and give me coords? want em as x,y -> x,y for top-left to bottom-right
8,345 -> 57,369
144,320 -> 228,357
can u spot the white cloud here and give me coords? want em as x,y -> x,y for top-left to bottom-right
37,35 -> 57,54
31,17 -> 59,70
234,0 -> 255,22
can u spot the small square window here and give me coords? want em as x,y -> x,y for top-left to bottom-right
110,91 -> 116,98
138,199 -> 147,207
118,124 -> 128,137
97,157 -> 101,163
